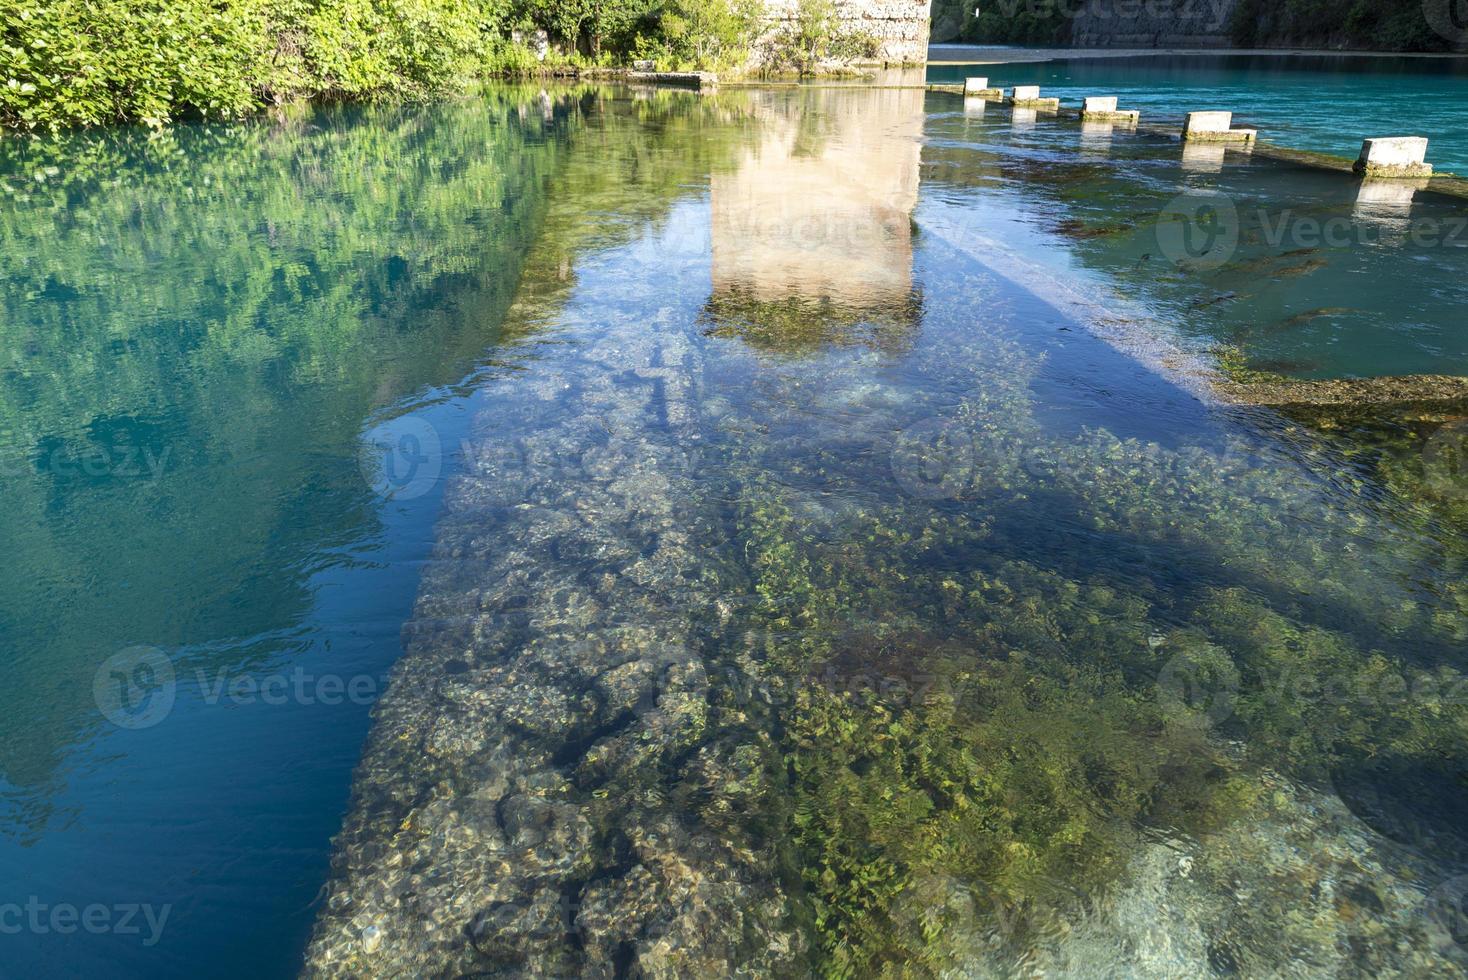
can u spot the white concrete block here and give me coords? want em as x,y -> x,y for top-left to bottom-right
1184,111 -> 1233,134
1084,96 -> 1118,113
1012,85 -> 1041,101
964,77 -> 989,94
1360,136 -> 1428,167
1354,137 -> 1432,178
1183,110 -> 1254,142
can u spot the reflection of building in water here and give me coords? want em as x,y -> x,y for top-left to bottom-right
706,85 -> 924,353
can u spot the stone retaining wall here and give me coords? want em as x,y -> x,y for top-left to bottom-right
763,0 -> 934,64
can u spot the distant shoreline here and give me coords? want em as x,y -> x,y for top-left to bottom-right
928,43 -> 1468,64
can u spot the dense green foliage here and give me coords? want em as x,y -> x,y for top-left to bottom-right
1,0 -> 874,130
960,0 -> 1071,45
1,0 -> 509,129
1231,0 -> 1451,51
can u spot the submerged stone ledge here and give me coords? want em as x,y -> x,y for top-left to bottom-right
304,301 -> 805,976
1216,373 -> 1468,410
578,69 -> 719,90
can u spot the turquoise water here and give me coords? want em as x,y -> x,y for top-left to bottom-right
3,82 -> 1468,977
919,73 -> 1468,380
0,97 -> 566,976
928,53 -> 1468,174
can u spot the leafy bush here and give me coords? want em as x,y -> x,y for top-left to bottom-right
760,0 -> 880,76
637,0 -> 765,71
2,0 -> 274,129
0,0 -> 769,130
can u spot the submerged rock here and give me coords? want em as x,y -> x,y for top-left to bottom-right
1015,774 -> 1468,979
304,284 -> 805,977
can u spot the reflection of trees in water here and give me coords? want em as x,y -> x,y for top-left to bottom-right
0,86 -> 747,829
0,97 -> 563,819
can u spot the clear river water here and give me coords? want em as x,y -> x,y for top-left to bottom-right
2,71 -> 1468,978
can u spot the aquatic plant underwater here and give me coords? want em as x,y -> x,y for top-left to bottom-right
307,89 -> 1468,977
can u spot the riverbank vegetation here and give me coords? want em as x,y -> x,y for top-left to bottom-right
0,0 -> 872,130
1229,0 -> 1447,51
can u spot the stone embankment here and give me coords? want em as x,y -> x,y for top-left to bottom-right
764,0 -> 934,64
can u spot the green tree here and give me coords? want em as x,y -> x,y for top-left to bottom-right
762,0 -> 877,75
655,0 -> 764,69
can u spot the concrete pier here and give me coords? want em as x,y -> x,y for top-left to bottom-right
1182,110 -> 1256,142
1010,85 -> 1060,110
964,76 -> 1003,99
1080,96 -> 1140,125
1353,137 -> 1432,178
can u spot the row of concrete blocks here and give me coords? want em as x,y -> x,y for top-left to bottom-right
962,77 -> 1433,179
